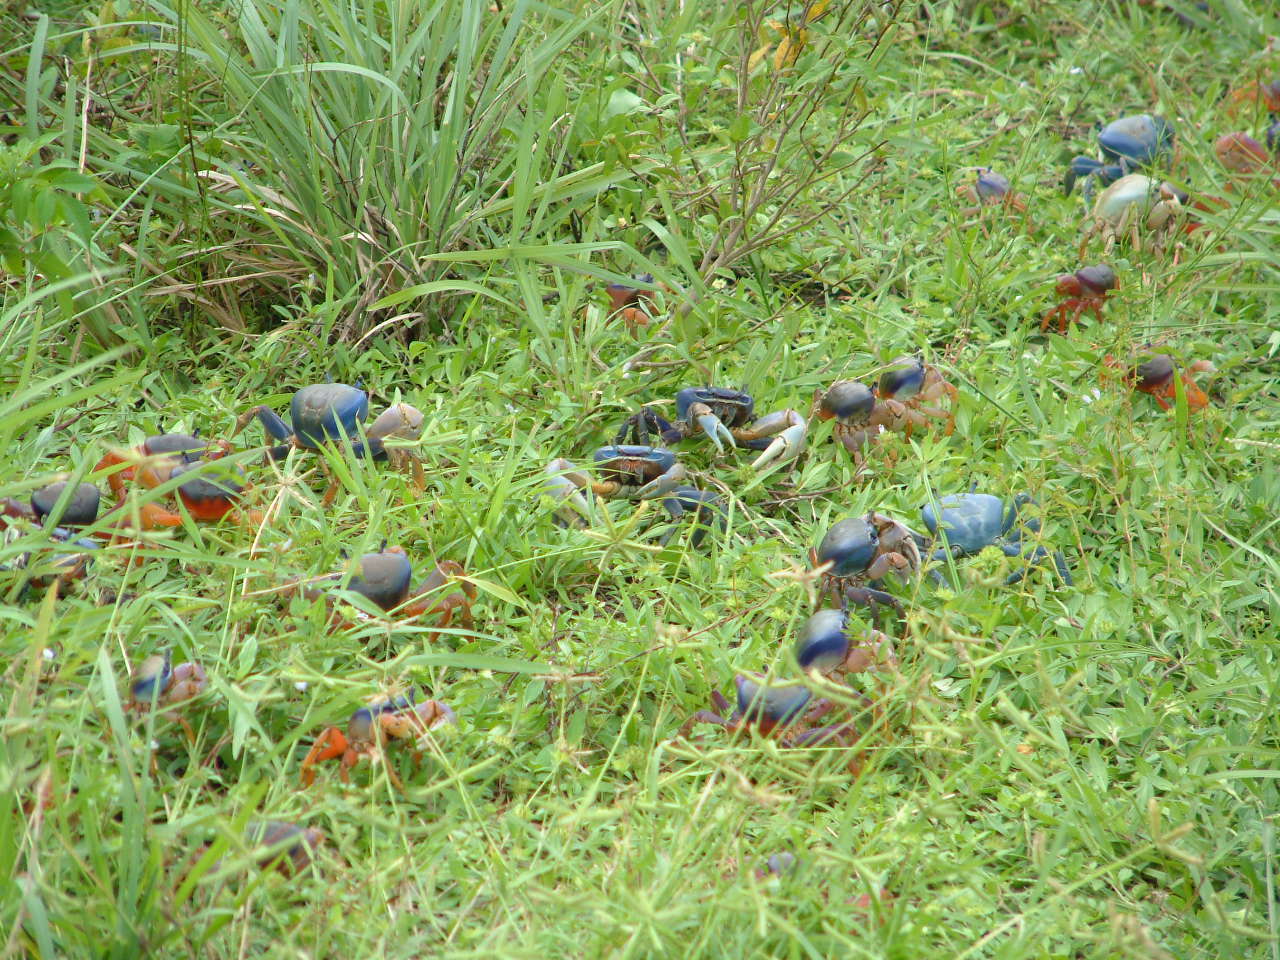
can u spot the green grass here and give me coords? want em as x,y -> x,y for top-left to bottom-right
2,0 -> 1279,956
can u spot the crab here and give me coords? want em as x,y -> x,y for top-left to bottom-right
794,608 -> 897,678
1040,265 -> 1118,334
282,546 -> 475,636
756,852 -> 800,879
954,168 -> 1030,232
1065,114 -> 1176,199
615,388 -> 807,471
104,460 -> 266,531
1214,132 -> 1278,187
245,821 -> 325,875
1104,353 -> 1216,412
300,691 -> 455,789
811,381 -> 934,470
920,491 -> 1073,586
232,384 -> 425,503
1226,77 -> 1280,116
540,457 -> 725,547
94,432 -> 233,499
0,514 -> 100,595
809,513 -> 920,626
605,274 -> 662,330
678,674 -> 863,756
1079,175 -> 1184,258
546,446 -> 686,505
874,356 -> 958,438
127,650 -> 209,741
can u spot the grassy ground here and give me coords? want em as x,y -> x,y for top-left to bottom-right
2,0 -> 1279,956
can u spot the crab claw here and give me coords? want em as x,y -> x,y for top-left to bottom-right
749,411 -> 807,471
1065,156 -> 1101,196
542,460 -> 592,527
689,403 -> 736,454
636,462 -> 688,500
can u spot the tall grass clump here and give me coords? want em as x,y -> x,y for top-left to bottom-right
145,0 -> 651,339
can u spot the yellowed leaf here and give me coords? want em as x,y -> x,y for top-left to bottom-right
774,34 -> 804,70
748,43 -> 773,73
805,0 -> 832,24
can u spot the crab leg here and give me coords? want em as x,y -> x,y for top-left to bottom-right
233,406 -> 294,444
1001,543 -> 1073,587
300,727 -> 349,786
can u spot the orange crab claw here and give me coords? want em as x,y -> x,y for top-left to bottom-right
400,561 -> 477,636
300,727 -> 349,786
94,450 -> 136,497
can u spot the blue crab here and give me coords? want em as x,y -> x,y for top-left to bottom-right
678,674 -> 862,751
616,387 -> 806,470
233,384 -> 425,502
810,512 -> 920,623
794,608 -> 897,677
1065,114 -> 1175,199
920,491 -> 1072,586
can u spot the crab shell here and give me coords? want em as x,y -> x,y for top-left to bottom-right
171,462 -> 247,508
290,384 -> 370,448
141,433 -> 209,459
733,675 -> 813,730
591,445 -> 678,485
674,387 -> 755,429
1097,114 -> 1174,167
876,357 -> 928,401
130,651 -> 191,703
30,482 -> 100,526
921,493 -> 1020,554
1132,354 -> 1177,391
247,821 -> 325,874
1063,265 -> 1117,297
1091,175 -> 1182,227
341,548 -> 414,611
972,168 -> 1012,201
794,608 -> 894,675
815,381 -> 875,424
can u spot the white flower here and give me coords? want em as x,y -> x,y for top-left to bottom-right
295,681 -> 309,692
42,648 -> 55,661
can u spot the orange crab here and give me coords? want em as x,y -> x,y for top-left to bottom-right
1104,354 -> 1216,412
300,692 -> 455,788
1041,265 -> 1118,334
